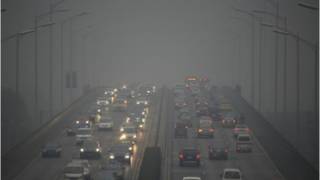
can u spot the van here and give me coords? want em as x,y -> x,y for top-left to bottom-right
236,133 -> 252,153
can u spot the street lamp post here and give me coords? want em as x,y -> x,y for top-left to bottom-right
233,8 -> 256,105
59,12 -> 89,105
273,29 -> 318,147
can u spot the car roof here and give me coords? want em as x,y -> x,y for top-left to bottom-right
237,133 -> 250,137
235,124 -> 248,128
183,177 -> 201,180
224,168 -> 241,173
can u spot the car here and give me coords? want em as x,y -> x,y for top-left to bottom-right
76,128 -> 93,146
112,98 -> 128,111
222,113 -> 238,128
195,105 -> 210,117
197,116 -> 214,138
119,140 -> 134,154
97,96 -> 109,106
119,124 -> 138,144
236,133 -> 252,153
75,117 -> 91,128
97,117 -> 114,130
66,127 -> 76,136
126,111 -> 146,126
220,168 -> 242,180
233,124 -> 250,137
178,112 -> 193,128
136,96 -> 149,106
96,160 -> 125,180
182,177 -> 201,180
208,144 -> 228,160
80,140 -> 102,159
108,144 -> 132,164
41,142 -> 62,158
63,159 -> 91,180
175,98 -> 187,110
174,122 -> 188,138
179,148 -> 200,167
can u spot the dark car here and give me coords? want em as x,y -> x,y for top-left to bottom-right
174,122 -> 188,138
80,140 -> 102,159
179,148 -> 200,167
97,161 -> 125,180
178,113 -> 193,128
196,105 -> 210,117
41,143 -> 62,158
208,144 -> 228,160
66,127 -> 76,136
108,144 -> 132,165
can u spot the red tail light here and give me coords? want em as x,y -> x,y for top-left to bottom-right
209,128 -> 214,132
179,153 -> 184,159
196,154 -> 200,159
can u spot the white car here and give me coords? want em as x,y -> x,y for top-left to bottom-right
221,168 -> 242,180
136,96 -> 149,106
63,159 -> 91,180
76,129 -> 93,145
97,117 -> 113,130
236,133 -> 252,152
183,177 -> 201,180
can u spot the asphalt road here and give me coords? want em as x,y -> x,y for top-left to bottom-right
162,89 -> 286,180
11,87 -> 162,180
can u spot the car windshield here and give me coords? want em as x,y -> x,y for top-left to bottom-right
83,141 -> 97,148
124,127 -> 136,133
183,149 -> 197,155
236,125 -> 248,129
77,130 -> 91,135
64,166 -> 83,174
224,171 -> 240,178
45,143 -> 58,149
238,136 -> 250,141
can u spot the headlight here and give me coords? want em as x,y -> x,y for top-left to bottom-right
141,111 -> 145,115
144,102 -> 148,105
120,127 -> 124,132
124,100 -> 128,104
198,129 -> 203,133
109,155 -> 115,159
80,148 -> 84,152
136,102 -> 140,105
114,88 -> 118,92
125,154 -> 130,159
76,121 -> 80,124
97,109 -> 101,113
133,135 -> 137,139
142,118 -> 146,123
139,124 -> 143,128
147,90 -> 151,94
129,147 -> 133,151
96,148 -> 100,152
120,134 -> 127,140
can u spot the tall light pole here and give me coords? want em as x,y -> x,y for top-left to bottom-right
233,8 -> 256,105
59,12 -> 89,104
34,9 -> 67,125
274,29 -> 318,146
253,10 -> 287,117
60,12 -> 89,107
297,0 -> 319,144
1,29 -> 34,94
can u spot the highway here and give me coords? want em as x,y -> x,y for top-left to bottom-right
159,88 -> 286,180
4,84 -> 318,180
8,85 -> 162,180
